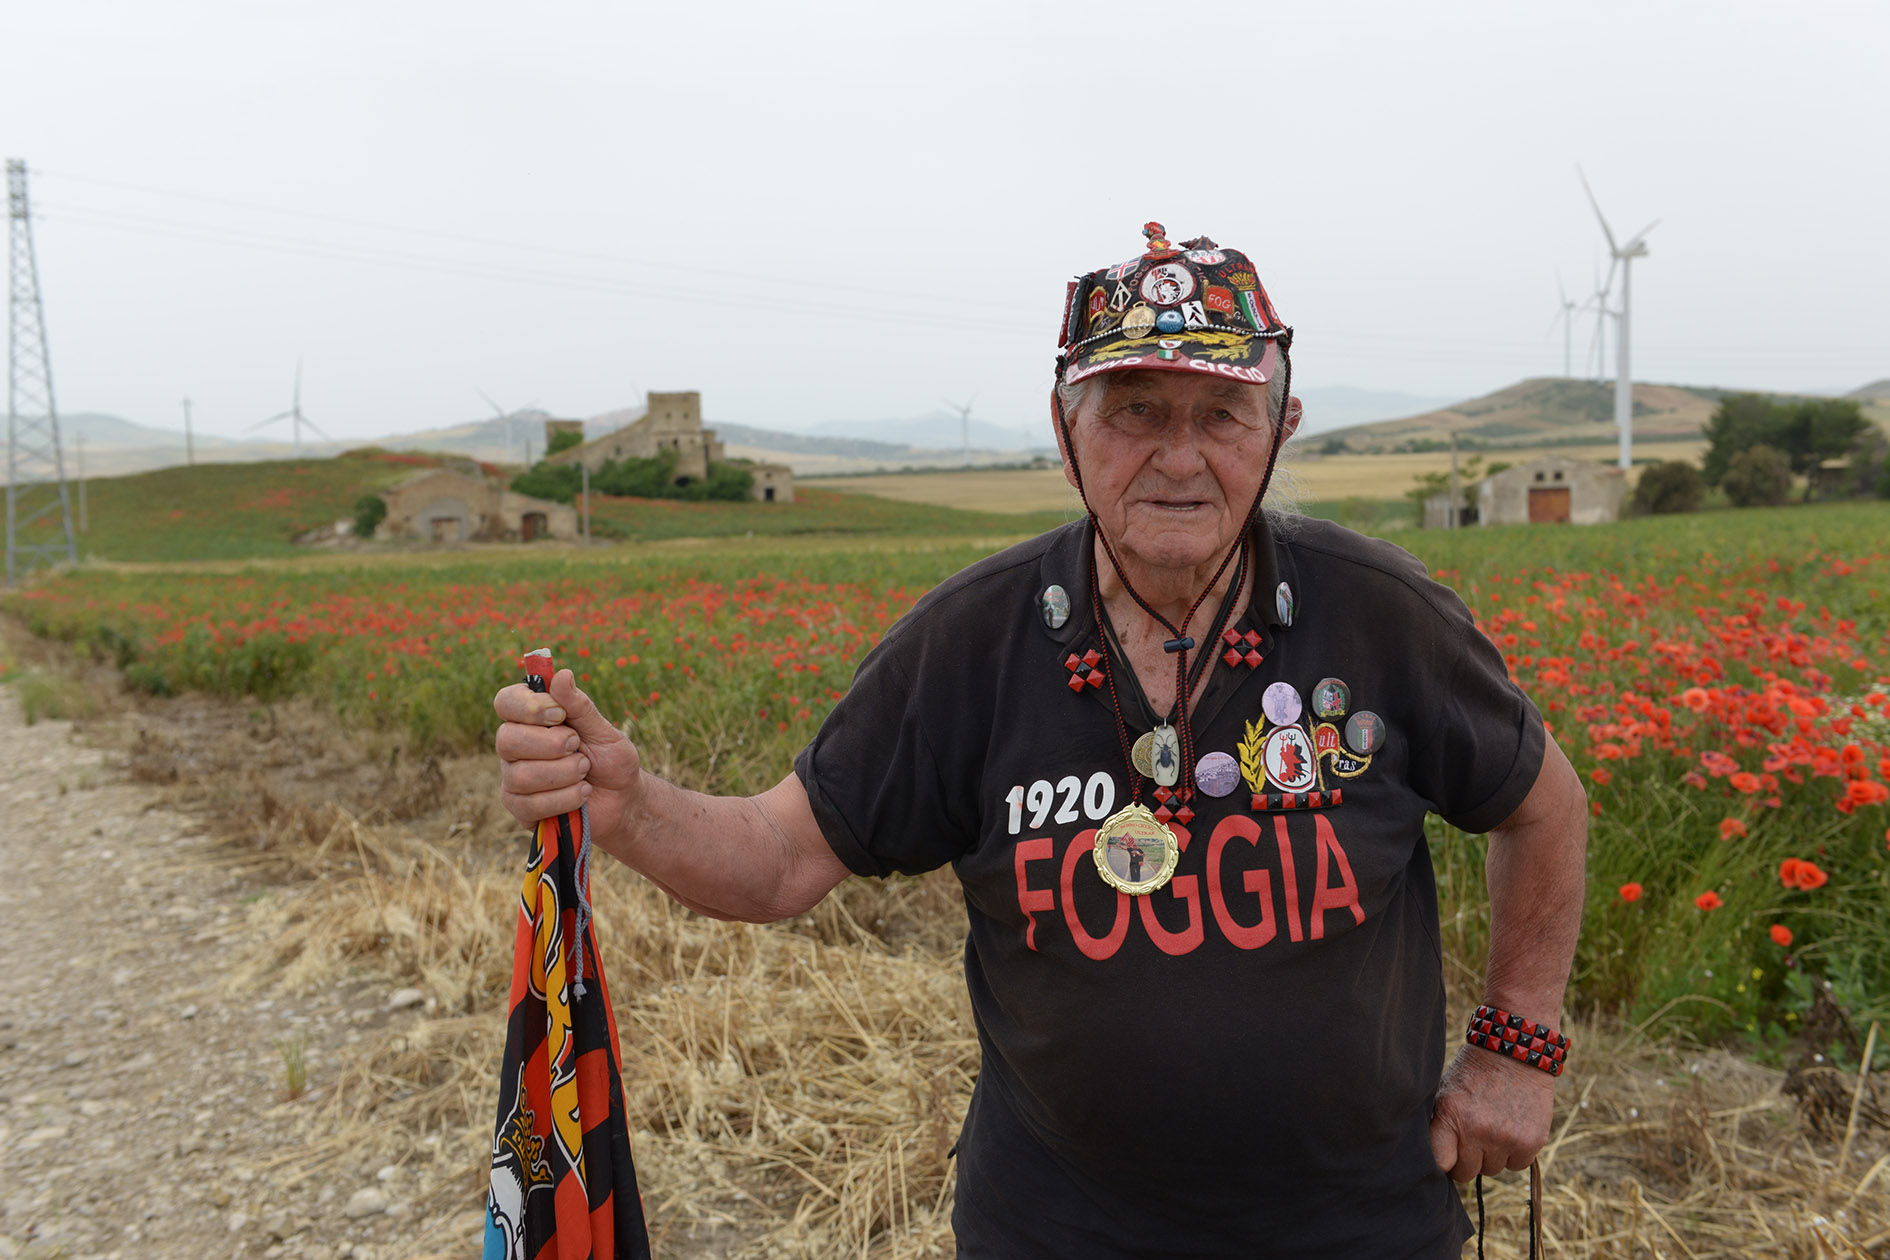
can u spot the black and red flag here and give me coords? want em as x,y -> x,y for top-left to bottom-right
485,648 -> 651,1260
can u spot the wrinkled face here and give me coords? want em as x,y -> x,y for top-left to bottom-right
1059,370 -> 1295,576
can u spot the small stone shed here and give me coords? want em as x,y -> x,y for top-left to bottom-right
1474,456 -> 1623,526
377,469 -> 577,544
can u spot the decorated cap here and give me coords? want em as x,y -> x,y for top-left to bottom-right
1058,222 -> 1290,386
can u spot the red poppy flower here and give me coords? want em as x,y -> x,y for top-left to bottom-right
1695,891 -> 1723,911
1729,772 -> 1763,795
1778,858 -> 1828,890
1589,766 -> 1612,786
1770,924 -> 1793,947
1618,882 -> 1643,903
1719,818 -> 1747,841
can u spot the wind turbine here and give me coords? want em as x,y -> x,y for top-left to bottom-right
1549,273 -> 1579,378
944,395 -> 976,465
1579,260 -> 1613,382
249,360 -> 332,455
476,389 -> 538,465
1579,168 -> 1660,470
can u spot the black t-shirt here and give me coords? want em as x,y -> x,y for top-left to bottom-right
794,517 -> 1546,1259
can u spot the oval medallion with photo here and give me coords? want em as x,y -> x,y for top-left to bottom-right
1262,725 -> 1318,793
1139,262 -> 1196,306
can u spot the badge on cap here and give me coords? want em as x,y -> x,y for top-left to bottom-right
1262,680 -> 1302,727
1194,750 -> 1239,798
1276,582 -> 1295,627
1122,304 -> 1156,339
1040,584 -> 1071,630
1140,263 -> 1196,306
1344,710 -> 1385,756
1155,309 -> 1185,334
1141,221 -> 1178,260
1311,677 -> 1350,719
1093,803 -> 1179,896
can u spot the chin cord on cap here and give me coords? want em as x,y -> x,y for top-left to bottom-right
1051,329 -> 1292,805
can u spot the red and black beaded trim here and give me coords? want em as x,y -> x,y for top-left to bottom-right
1466,1006 -> 1569,1077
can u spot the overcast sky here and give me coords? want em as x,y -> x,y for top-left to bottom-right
4,0 -> 1886,444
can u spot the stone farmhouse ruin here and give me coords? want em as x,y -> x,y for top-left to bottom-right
544,391 -> 794,503
376,468 -> 577,544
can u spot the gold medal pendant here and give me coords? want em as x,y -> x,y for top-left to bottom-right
1092,803 -> 1180,896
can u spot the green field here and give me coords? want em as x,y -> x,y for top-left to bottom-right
5,496 -> 1890,1049
18,453 -> 1073,563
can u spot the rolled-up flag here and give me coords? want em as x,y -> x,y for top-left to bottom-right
485,648 -> 651,1260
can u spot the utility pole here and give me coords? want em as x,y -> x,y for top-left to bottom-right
5,158 -> 78,585
182,396 -> 195,465
1447,430 -> 1459,531
75,426 -> 86,533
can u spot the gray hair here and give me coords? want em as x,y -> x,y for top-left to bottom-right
1055,360 -> 1301,524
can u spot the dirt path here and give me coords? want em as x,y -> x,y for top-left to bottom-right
0,689 -> 481,1260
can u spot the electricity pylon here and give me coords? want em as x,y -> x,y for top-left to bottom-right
5,159 -> 77,586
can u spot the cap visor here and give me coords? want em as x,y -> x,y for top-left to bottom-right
1068,332 -> 1279,386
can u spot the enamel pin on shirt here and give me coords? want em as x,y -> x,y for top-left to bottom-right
1092,802 -> 1180,896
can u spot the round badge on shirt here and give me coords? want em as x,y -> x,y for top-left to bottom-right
1262,680 -> 1302,727
1344,710 -> 1385,756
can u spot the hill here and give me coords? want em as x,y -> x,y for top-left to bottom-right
1320,377 -> 1789,452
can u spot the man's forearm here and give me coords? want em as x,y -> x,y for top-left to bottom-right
1482,738 -> 1588,1020
597,772 -> 845,924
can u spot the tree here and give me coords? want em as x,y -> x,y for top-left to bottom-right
1775,399 -> 1869,498
352,493 -> 387,539
1631,461 -> 1703,515
510,462 -> 582,504
545,428 -> 584,457
1701,393 -> 1779,486
1721,444 -> 1792,508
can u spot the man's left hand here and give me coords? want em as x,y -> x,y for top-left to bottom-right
1428,1044 -> 1557,1182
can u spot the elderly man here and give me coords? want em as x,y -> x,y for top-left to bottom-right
495,224 -> 1587,1258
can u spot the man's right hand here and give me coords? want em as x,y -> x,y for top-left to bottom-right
493,666 -> 850,923
494,668 -> 639,847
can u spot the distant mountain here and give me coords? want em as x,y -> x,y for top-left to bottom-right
711,422 -> 915,460
1849,379 -> 1890,402
800,410 -> 1037,453
1291,387 -> 1459,434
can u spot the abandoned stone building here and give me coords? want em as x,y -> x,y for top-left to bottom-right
546,391 -> 795,502
376,468 -> 578,543
1427,455 -> 1624,528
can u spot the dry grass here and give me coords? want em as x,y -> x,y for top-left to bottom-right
804,443 -> 1711,515
214,783 -> 1890,1259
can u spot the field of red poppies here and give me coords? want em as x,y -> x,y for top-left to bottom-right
5,502 -> 1888,1046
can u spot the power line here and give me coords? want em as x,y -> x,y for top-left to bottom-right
31,166 -> 1025,316
33,200 -> 1044,337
